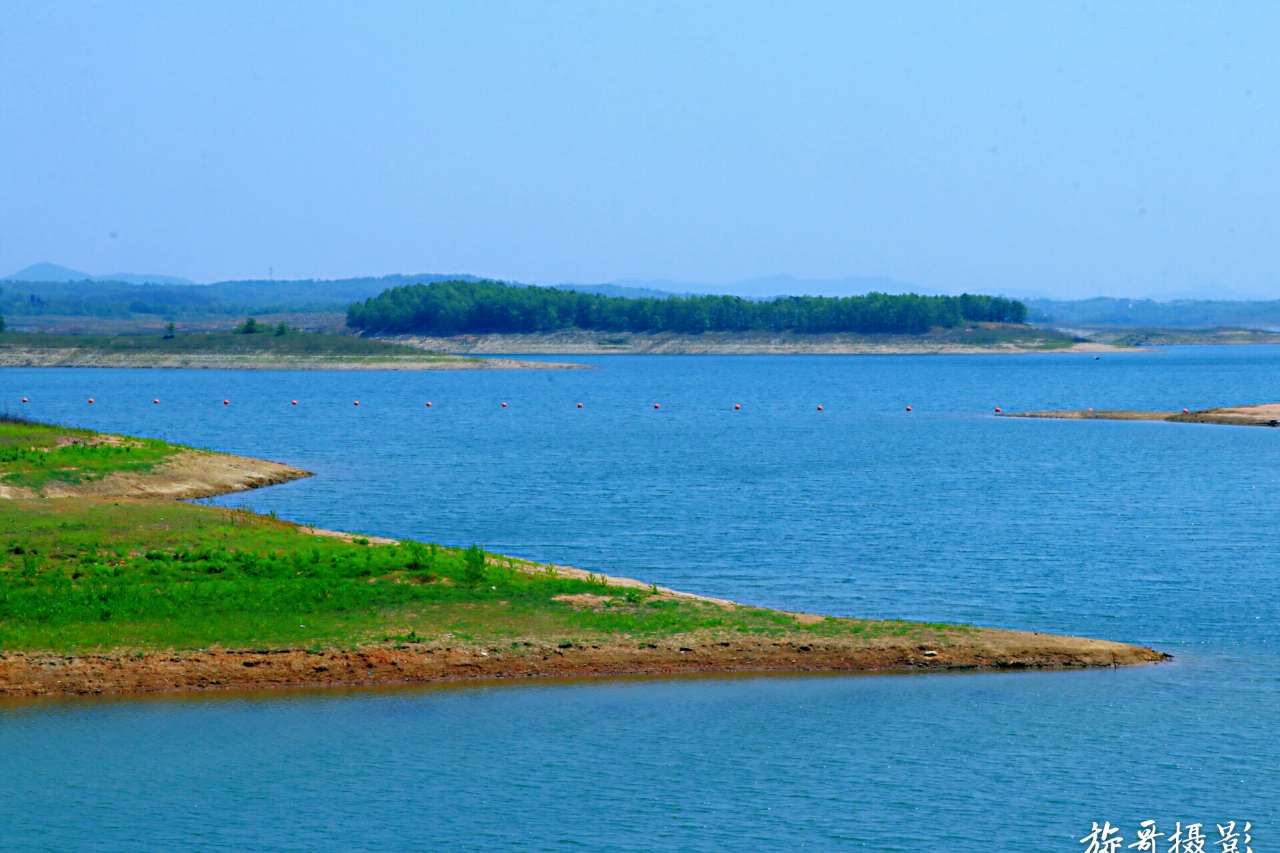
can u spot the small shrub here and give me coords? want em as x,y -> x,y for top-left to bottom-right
462,544 -> 487,586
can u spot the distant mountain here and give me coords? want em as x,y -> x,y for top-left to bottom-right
0,272 -> 484,320
2,262 -> 193,285
549,282 -> 677,299
1028,297 -> 1280,329
1147,284 -> 1270,301
598,275 -> 932,299
3,262 -> 92,282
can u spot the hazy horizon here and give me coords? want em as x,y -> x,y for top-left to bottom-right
3,2 -> 1279,299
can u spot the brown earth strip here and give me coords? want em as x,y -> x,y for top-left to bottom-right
0,631 -> 1167,699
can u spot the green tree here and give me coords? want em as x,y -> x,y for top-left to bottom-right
235,317 -> 258,334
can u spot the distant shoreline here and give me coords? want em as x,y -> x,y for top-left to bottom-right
0,349 -> 586,371
388,329 -> 1131,356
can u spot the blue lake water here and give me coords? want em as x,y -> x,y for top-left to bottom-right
1,348 -> 1277,850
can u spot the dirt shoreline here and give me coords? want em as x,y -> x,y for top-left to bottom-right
0,349 -> 585,370
0,631 -> 1166,699
1004,403 -> 1280,428
387,330 -> 1131,356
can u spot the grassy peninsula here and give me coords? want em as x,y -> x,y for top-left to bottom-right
0,418 -> 1165,697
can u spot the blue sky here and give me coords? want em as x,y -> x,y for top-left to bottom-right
2,1 -> 1278,298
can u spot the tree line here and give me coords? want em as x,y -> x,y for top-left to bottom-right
346,280 -> 1028,335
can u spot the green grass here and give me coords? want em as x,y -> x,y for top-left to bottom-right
0,498 -> 966,654
0,418 -> 182,491
0,420 -> 971,655
920,323 -> 1082,349
0,330 -> 459,359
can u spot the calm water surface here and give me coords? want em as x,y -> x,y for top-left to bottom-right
2,348 -> 1277,850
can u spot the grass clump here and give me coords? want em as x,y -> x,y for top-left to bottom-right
0,419 -> 180,491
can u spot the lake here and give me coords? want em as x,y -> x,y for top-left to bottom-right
2,348 -> 1277,850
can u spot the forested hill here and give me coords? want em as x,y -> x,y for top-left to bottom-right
346,280 -> 1028,335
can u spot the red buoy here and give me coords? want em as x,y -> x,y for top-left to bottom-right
733,403 -> 742,411
353,400 -> 360,407
152,398 -> 160,405
500,401 -> 508,408
291,400 -> 298,406
653,402 -> 661,410
20,396 -> 28,404
816,404 -> 824,412
87,398 -> 95,405
994,406 -> 1002,414
905,404 -> 913,412
425,401 -> 432,408
223,399 -> 230,406
576,402 -> 584,409
1182,407 -> 1190,414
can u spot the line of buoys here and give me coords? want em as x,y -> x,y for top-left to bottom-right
13,398 -> 1038,417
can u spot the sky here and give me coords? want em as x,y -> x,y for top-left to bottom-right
2,1 -> 1278,299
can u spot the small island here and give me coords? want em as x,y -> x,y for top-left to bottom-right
0,417 -> 1166,698
348,280 -> 1125,355
1003,403 -> 1280,428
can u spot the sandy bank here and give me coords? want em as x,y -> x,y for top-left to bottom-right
0,630 -> 1167,699
0,448 -> 311,501
0,349 -> 585,370
387,330 -> 1130,356
1004,403 -> 1280,428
